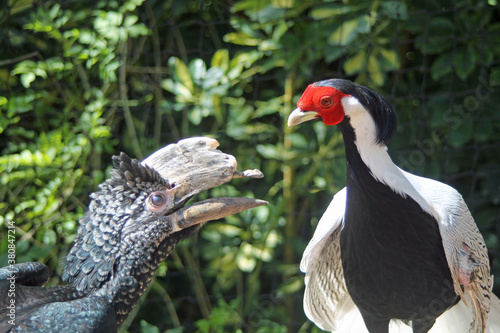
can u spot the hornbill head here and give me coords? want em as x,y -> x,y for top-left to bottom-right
62,137 -> 266,323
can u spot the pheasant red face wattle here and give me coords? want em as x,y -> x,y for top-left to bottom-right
289,84 -> 350,126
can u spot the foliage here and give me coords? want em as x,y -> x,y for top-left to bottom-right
1,0 -> 499,332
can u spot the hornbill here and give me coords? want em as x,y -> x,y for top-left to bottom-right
0,137 -> 266,332
288,79 -> 500,333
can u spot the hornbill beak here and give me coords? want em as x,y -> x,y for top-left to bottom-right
168,197 -> 267,231
287,107 -> 318,127
142,137 -> 267,231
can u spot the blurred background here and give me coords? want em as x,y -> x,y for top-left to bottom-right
1,0 -> 499,332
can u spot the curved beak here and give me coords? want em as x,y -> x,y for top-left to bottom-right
287,107 -> 318,127
170,197 -> 268,231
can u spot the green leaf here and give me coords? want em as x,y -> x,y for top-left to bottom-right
454,47 -> 477,80
324,45 -> 344,63
343,50 -> 366,75
123,15 -> 138,27
256,144 -> 279,159
311,4 -> 361,20
168,57 -> 194,93
203,67 -> 225,90
379,48 -> 400,70
16,239 -> 30,254
490,66 -> 500,86
211,49 -> 229,71
236,243 -> 257,272
474,120 -> 493,143
448,120 -> 474,148
368,54 -> 384,86
20,73 -> 36,88
139,320 -> 160,333
380,1 -> 408,20
356,15 -> 371,34
9,0 -> 35,15
415,17 -> 453,54
329,19 -> 358,46
188,106 -> 202,125
126,23 -> 149,38
430,53 -> 453,81
42,229 -> 57,245
224,31 -> 261,46
189,59 -> 207,82
329,15 -> 370,46
26,244 -> 53,259
278,276 -> 303,295
288,133 -> 309,149
46,57 -> 66,72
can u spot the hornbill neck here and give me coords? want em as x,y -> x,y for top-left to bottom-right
100,224 -> 199,324
64,210 -> 199,324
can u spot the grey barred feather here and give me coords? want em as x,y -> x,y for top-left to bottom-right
303,229 -> 348,331
301,188 -> 350,331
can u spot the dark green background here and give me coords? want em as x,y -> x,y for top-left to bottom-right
1,0 -> 499,332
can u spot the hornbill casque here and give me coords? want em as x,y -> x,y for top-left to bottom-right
0,137 -> 266,333
288,79 -> 500,333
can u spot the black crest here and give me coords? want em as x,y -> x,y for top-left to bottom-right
110,152 -> 169,188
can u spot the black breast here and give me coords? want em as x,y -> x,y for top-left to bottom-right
338,124 -> 458,322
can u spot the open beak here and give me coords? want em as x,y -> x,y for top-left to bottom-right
287,107 -> 318,127
170,197 -> 267,231
142,137 -> 267,231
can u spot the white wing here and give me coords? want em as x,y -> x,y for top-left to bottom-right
300,187 -> 353,331
301,187 -> 411,332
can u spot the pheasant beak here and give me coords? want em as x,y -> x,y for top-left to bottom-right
287,107 -> 318,127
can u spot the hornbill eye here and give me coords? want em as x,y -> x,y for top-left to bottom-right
320,96 -> 334,108
150,193 -> 166,206
146,191 -> 171,213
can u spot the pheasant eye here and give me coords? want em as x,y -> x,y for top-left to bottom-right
320,96 -> 334,108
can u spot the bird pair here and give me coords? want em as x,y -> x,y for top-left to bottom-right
1,79 -> 499,333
